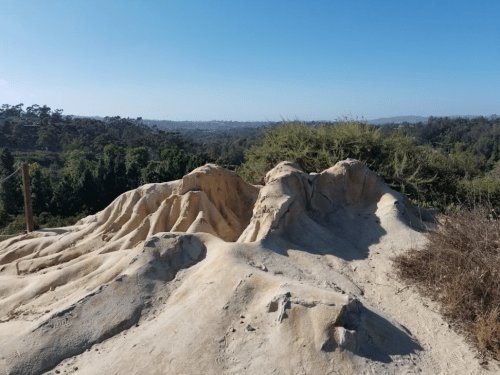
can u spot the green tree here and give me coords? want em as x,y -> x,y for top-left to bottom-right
95,144 -> 127,209
37,117 -> 61,151
236,121 -> 434,202
77,167 -> 98,212
38,105 -> 51,120
185,153 -> 207,174
140,147 -> 206,184
125,146 -> 149,190
160,146 -> 188,179
49,150 -> 99,215
140,160 -> 161,184
0,120 -> 12,146
29,163 -> 53,215
0,148 -> 22,215
1,103 -> 24,117
52,174 -> 81,217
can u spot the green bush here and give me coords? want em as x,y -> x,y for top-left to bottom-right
237,121 -> 433,200
141,147 -> 207,184
413,144 -> 489,210
236,121 -> 500,213
0,211 -> 89,237
0,214 -> 27,235
236,121 -> 382,184
458,177 -> 500,211
35,211 -> 88,228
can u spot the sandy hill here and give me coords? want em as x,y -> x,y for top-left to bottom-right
0,160 -> 497,375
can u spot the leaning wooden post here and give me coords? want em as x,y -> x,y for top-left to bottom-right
21,163 -> 34,233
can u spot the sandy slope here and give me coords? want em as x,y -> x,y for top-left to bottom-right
0,160 -> 497,375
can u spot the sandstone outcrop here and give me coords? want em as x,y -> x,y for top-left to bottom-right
0,160 -> 493,375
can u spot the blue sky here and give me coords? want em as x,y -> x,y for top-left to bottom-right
0,0 -> 498,121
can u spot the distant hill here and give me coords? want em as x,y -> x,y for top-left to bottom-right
141,119 -> 270,131
367,114 -> 498,125
67,115 -> 106,121
68,114 -> 499,129
67,116 -> 270,132
366,116 -> 429,125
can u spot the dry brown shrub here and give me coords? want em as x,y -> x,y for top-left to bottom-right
474,310 -> 500,358
393,204 -> 500,361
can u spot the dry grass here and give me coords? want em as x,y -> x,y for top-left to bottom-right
393,204 -> 500,361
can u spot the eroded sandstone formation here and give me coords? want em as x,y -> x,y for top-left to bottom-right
0,160 -> 446,375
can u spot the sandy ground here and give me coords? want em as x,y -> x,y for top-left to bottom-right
0,160 -> 498,375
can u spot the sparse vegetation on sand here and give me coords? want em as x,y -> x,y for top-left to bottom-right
394,204 -> 500,361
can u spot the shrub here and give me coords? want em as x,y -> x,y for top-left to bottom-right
0,211 -> 89,238
236,121 -> 500,213
393,204 -> 500,360
458,177 -> 500,211
0,214 -> 27,235
236,121 -> 433,200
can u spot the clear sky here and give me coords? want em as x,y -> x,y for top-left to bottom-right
1,0 -> 498,121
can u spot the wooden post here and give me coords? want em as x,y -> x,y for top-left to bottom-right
21,163 -> 34,233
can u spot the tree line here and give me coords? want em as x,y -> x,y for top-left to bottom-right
0,145 -> 208,230
0,103 -> 264,161
0,103 -> 267,233
382,115 -> 500,165
2,103 -> 500,233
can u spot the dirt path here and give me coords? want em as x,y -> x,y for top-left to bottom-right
348,236 -> 500,375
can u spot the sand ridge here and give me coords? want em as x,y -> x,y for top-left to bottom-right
0,160 -> 497,374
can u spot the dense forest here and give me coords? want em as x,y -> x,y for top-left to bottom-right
0,103 -> 265,233
2,103 -> 500,235
383,115 -> 500,163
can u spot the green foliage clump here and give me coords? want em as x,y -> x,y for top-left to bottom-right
236,121 -> 500,213
0,148 -> 23,216
409,143 -> 488,209
29,162 -> 53,215
236,121 -> 432,200
35,211 -> 88,229
0,141 -> 208,235
457,177 -> 500,210
141,146 -> 207,184
94,144 -> 128,209
0,212 -> 88,238
237,121 -> 378,183
393,115 -> 500,162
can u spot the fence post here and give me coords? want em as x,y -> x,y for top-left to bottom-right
21,163 -> 34,233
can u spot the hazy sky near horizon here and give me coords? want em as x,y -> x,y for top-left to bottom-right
1,0 -> 498,121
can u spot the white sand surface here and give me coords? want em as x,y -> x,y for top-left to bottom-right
0,160 -> 497,375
